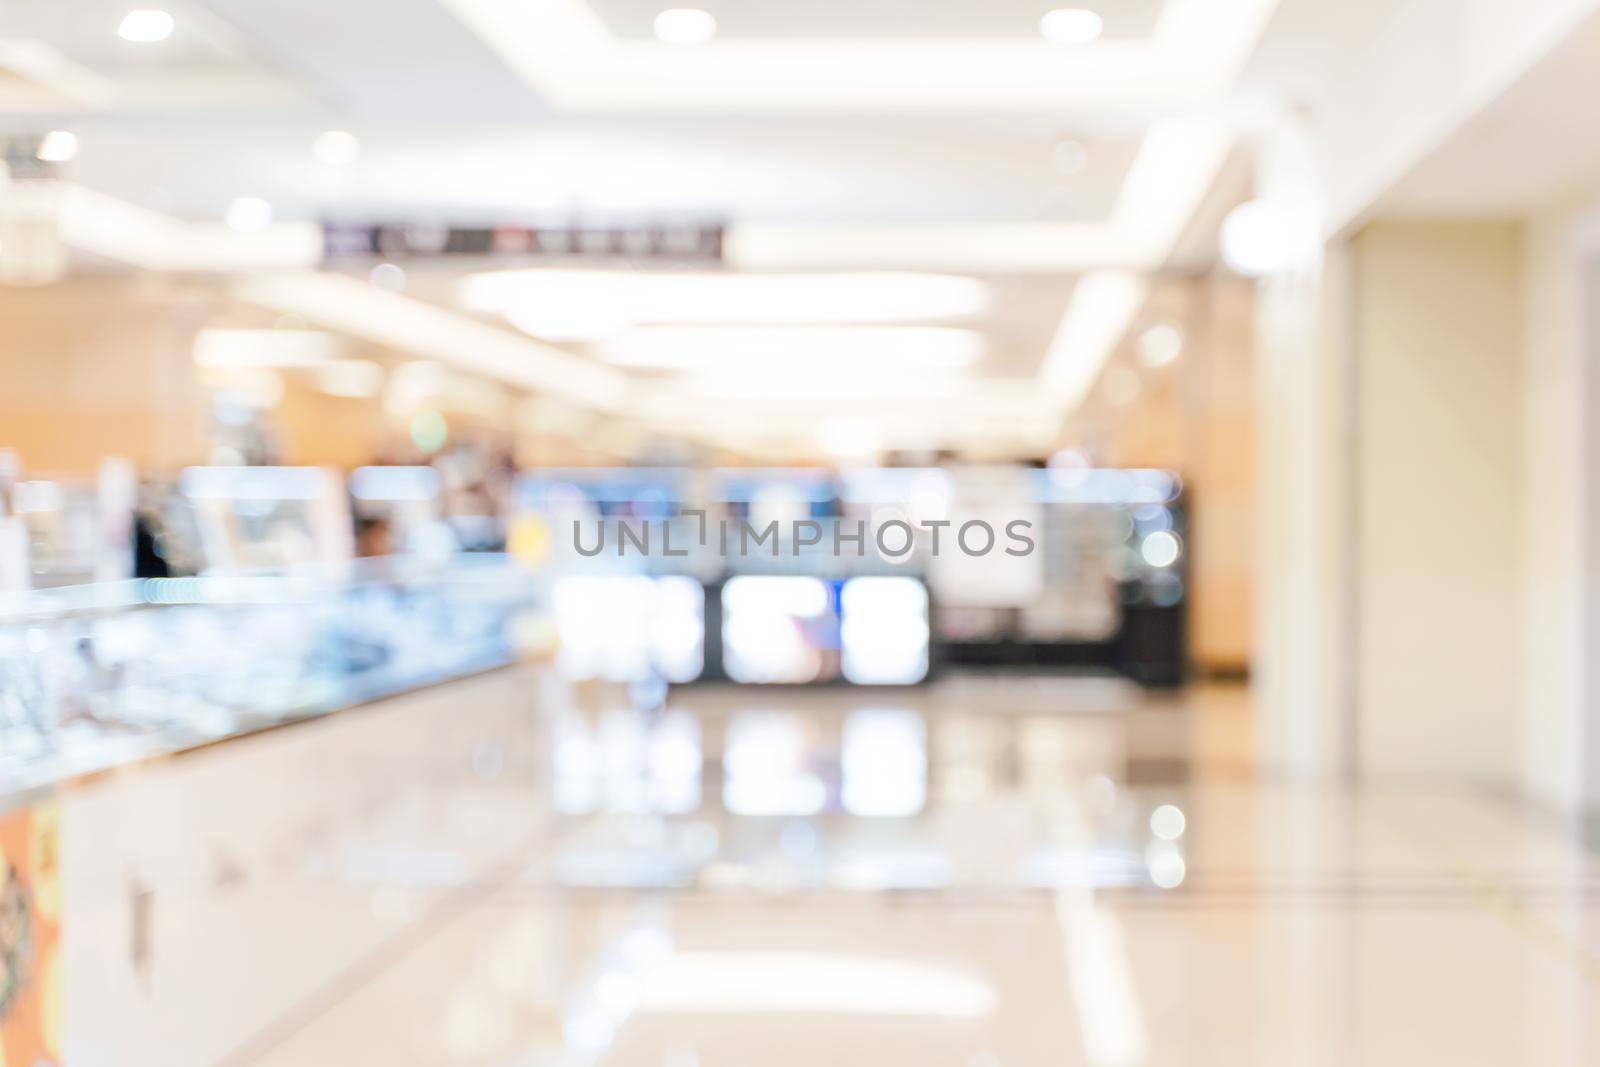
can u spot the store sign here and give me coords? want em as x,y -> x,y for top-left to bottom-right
321,222 -> 723,262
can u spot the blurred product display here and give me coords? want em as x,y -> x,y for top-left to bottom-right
518,465 -> 1187,687
0,556 -> 540,796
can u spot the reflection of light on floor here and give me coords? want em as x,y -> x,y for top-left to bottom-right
553,820 -> 719,888
1023,846 -> 1146,889
648,709 -> 703,814
1149,803 -> 1186,840
1144,841 -> 1186,888
552,714 -> 601,813
933,716 -> 999,802
562,919 -> 676,1055
598,710 -> 649,811
1056,889 -> 1149,1066
841,707 -> 927,817
552,708 -> 704,815
723,712 -> 826,815
638,953 -> 998,1018
829,848 -> 955,890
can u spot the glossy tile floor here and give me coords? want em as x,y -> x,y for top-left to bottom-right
223,675 -> 1600,1067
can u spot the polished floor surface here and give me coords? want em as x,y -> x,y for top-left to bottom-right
221,675 -> 1600,1067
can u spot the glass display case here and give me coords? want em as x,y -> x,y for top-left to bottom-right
0,554 -> 542,797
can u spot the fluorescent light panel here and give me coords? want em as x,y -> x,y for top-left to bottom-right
233,273 -> 630,411
193,328 -> 339,369
595,326 -> 983,371
58,185 -> 321,272
1039,271 -> 1148,408
457,270 -> 991,341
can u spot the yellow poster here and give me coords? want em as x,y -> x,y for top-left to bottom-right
0,803 -> 60,1067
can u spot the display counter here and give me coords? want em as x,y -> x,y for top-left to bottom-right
0,557 -> 553,1066
0,555 -> 542,806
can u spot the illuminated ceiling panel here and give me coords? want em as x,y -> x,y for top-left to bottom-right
587,0 -> 1165,41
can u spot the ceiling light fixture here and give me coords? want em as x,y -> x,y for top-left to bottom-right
312,130 -> 361,166
1040,271 -> 1147,408
1219,199 -> 1289,277
117,9 -> 175,42
36,130 -> 80,163
595,326 -> 984,371
193,328 -> 338,369
653,8 -> 717,46
224,196 -> 274,232
457,270 -> 991,340
56,186 -> 321,271
232,273 -> 630,411
1039,8 -> 1103,45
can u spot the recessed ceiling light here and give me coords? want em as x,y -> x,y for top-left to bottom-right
1219,199 -> 1289,277
1136,323 -> 1183,368
224,196 -> 274,233
1039,8 -> 1103,45
312,130 -> 360,166
36,130 -> 80,163
1040,271 -> 1147,404
117,9 -> 175,43
1051,139 -> 1088,176
654,8 -> 717,46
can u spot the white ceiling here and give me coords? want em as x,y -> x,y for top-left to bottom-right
587,0 -> 1166,42
51,117 -> 1140,227
1371,5 -> 1600,217
0,0 -> 1287,457
0,0 -> 309,113
437,0 -> 1279,114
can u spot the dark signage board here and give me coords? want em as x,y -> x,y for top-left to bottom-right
321,222 -> 724,262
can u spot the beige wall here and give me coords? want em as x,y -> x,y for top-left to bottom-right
0,278 -> 417,475
273,378 -> 391,470
1252,119 -> 1355,779
1350,221 -> 1525,787
0,277 -> 210,475
1185,275 -> 1256,675
1079,274 -> 1258,676
1260,196 -> 1600,809
1520,202 -> 1589,813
